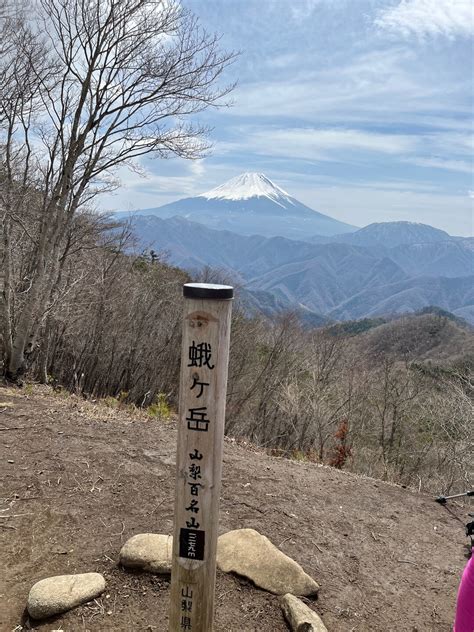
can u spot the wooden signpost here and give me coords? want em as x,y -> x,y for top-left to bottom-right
169,283 -> 233,632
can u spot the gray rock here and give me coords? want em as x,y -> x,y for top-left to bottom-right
27,572 -> 105,619
119,533 -> 173,573
217,528 -> 319,596
281,593 -> 328,631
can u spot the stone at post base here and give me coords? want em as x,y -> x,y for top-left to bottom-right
119,533 -> 173,573
217,528 -> 319,596
27,572 -> 106,619
281,593 -> 328,632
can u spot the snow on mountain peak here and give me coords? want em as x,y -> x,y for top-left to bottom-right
199,172 -> 292,205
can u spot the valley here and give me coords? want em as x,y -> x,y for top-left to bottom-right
120,174 -> 474,324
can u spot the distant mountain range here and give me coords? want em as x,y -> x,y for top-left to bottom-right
315,221 -> 452,247
117,172 -> 474,324
123,172 -> 356,238
127,215 -> 473,324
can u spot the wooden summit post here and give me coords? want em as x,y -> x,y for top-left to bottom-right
169,283 -> 233,632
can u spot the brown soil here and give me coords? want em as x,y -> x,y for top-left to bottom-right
0,385 -> 470,632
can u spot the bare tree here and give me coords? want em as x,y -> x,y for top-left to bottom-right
0,0 -> 234,379
1,0 -> 46,372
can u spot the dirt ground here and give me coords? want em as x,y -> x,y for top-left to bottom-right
0,385 -> 471,632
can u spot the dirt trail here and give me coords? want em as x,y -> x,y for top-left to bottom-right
0,385 -> 470,631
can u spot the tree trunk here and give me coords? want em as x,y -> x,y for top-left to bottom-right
0,215 -> 13,373
7,195 -> 74,380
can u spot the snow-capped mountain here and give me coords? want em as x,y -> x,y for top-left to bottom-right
129,172 -> 356,238
200,172 -> 294,205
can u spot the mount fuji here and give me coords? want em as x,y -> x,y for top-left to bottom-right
121,173 -> 473,323
130,172 -> 357,238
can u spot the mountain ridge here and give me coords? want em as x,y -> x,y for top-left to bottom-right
117,172 -> 472,323
325,220 -> 454,248
127,214 -> 474,323
124,172 -> 357,238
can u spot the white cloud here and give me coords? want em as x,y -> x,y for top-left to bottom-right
273,128 -> 418,155
215,125 -> 473,175
290,0 -> 322,22
101,158 -> 210,211
406,157 -> 473,173
189,159 -> 206,177
217,127 -> 419,163
375,0 -> 474,39
431,131 -> 474,156
229,46 -> 470,126
264,53 -> 301,69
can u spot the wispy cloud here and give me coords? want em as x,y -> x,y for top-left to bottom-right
375,0 -> 474,39
406,157 -> 473,174
290,0 -> 322,22
189,159 -> 206,177
103,159 -> 208,211
101,0 -> 472,234
216,125 -> 473,172
229,46 -> 470,126
231,127 -> 419,162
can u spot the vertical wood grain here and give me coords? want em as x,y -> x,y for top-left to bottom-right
169,294 -> 232,632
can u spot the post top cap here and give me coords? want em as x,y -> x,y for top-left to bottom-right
183,283 -> 234,300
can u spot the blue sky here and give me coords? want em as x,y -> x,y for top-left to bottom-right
103,0 -> 474,236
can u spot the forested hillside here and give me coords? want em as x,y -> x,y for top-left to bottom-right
1,144 -> 472,500
0,0 -> 234,382
1,0 -> 472,500
126,214 -> 474,323
1,204 -> 472,494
